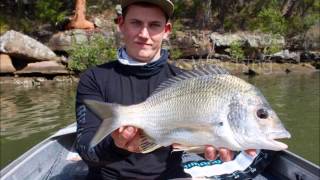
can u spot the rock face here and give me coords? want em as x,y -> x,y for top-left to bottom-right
0,30 -> 71,76
169,31 -> 286,59
14,61 -> 69,75
269,50 -> 301,62
48,29 -> 115,52
169,30 -> 213,58
304,23 -> 320,50
48,29 -> 89,51
0,30 -> 59,62
247,63 -> 317,75
210,32 -> 285,48
288,23 -> 320,51
0,54 -> 16,73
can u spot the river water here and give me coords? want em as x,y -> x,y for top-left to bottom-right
0,72 -> 319,169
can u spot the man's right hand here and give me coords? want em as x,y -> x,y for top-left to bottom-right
111,128 -> 258,159
111,126 -> 141,153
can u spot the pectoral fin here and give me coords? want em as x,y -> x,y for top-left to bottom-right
139,133 -> 162,153
172,144 -> 206,154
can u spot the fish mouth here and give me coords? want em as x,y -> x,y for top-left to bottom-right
267,131 -> 291,150
269,139 -> 288,150
268,130 -> 291,140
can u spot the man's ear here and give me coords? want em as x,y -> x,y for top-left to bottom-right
118,16 -> 125,32
163,22 -> 172,39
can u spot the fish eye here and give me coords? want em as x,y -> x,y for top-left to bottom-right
257,109 -> 269,119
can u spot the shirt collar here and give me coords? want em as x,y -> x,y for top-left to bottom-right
117,48 -> 161,66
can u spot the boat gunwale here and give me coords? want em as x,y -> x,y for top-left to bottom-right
1,124 -> 319,179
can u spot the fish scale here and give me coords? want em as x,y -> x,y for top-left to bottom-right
132,75 -> 251,147
84,65 -> 291,152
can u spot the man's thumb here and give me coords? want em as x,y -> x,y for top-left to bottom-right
122,126 -> 137,140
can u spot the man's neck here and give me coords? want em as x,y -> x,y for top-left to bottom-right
118,48 -> 162,66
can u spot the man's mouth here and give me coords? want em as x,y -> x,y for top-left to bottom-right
136,42 -> 152,46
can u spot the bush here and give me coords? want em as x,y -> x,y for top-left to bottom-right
229,41 -> 245,61
254,8 -> 287,35
263,38 -> 282,55
68,34 -> 117,72
0,17 -> 9,34
169,47 -> 183,60
172,19 -> 184,37
287,13 -> 320,36
173,0 -> 198,19
35,0 -> 67,25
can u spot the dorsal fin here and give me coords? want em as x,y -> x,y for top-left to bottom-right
152,65 -> 229,95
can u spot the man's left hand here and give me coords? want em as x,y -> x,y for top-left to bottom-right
204,146 -> 257,162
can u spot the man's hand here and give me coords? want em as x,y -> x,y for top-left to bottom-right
204,146 -> 257,161
111,126 -> 141,153
111,128 -> 258,159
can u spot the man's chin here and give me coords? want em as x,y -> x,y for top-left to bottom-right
135,57 -> 153,63
135,53 -> 156,63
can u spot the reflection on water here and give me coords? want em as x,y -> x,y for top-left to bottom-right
0,72 -> 319,169
0,83 -> 77,168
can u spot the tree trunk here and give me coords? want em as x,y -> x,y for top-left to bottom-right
282,0 -> 298,18
217,0 -> 226,30
202,0 -> 213,29
67,0 -> 94,30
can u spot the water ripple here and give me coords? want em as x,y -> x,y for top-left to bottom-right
0,83 -> 76,141
0,72 -> 319,167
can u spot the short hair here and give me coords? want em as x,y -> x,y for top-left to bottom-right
122,2 -> 169,22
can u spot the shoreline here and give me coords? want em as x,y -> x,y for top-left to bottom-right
0,61 -> 319,86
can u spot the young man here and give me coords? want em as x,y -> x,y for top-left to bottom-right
75,0 -> 248,179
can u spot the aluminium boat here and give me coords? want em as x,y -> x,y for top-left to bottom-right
1,124 -> 319,180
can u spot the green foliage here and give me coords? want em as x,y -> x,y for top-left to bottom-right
87,0 -> 115,14
172,19 -> 184,37
19,18 -> 35,34
173,0 -> 199,18
304,13 -> 320,28
0,16 -> 9,34
0,12 -> 35,34
230,41 -> 245,61
286,8 -> 320,36
223,18 -> 236,31
254,8 -> 287,35
35,0 -> 67,25
68,34 -> 117,72
170,47 -> 183,60
263,38 -> 282,55
2,0 -> 319,38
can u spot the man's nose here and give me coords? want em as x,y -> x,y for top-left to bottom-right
138,27 -> 150,39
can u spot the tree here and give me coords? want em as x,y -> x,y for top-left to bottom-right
201,0 -> 213,29
282,0 -> 298,18
67,0 -> 94,30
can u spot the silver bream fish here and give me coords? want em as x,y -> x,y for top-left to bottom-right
84,66 -> 291,153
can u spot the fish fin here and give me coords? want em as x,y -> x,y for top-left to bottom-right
152,65 -> 229,95
139,132 -> 162,153
172,144 -> 206,154
83,99 -> 117,120
83,99 -> 121,147
90,118 -> 121,147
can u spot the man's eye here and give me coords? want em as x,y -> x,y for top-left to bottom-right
150,24 -> 161,28
131,21 -> 140,26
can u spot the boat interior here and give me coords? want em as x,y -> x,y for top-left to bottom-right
1,133 -> 319,180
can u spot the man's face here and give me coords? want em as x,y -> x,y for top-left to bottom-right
119,5 -> 172,63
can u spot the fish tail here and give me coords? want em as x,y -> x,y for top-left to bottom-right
83,99 -> 122,147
